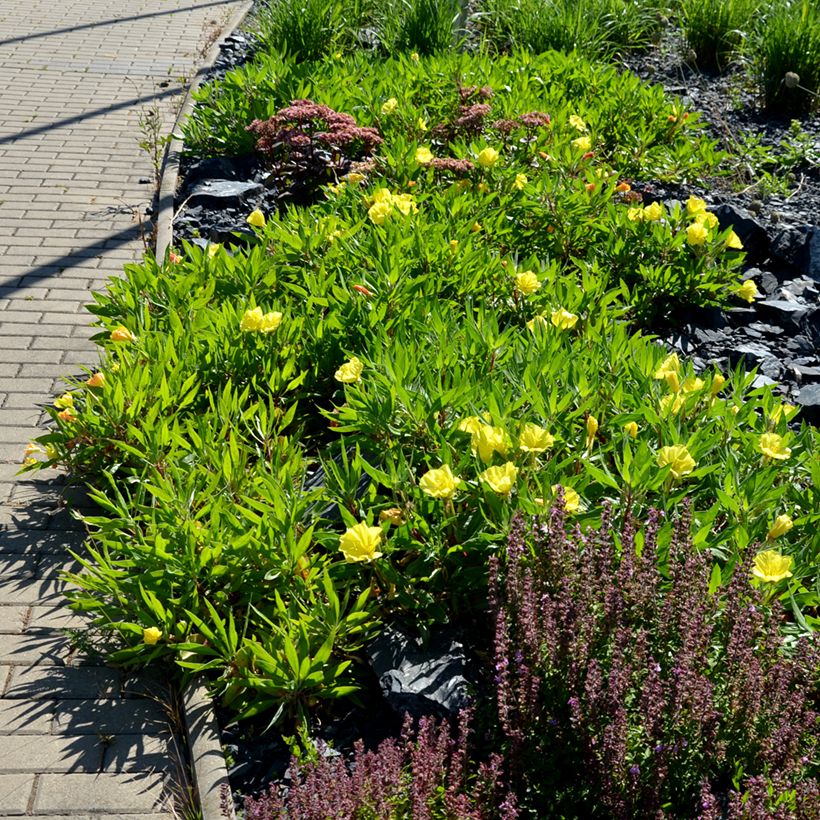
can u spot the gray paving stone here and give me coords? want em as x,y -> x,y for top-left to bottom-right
33,772 -> 169,814
0,606 -> 27,634
3,665 -> 120,700
0,734 -> 104,773
0,773 -> 34,815
0,580 -> 64,607
26,606 -> 88,633
53,698 -> 171,736
0,632 -> 70,665
0,698 -> 55,734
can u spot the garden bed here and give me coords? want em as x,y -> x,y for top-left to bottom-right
26,0 -> 820,817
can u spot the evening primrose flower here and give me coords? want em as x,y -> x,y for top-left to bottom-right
339,522 -> 384,563
207,243 -> 221,258
480,462 -> 519,495
759,432 -> 791,461
726,230 -> 743,250
695,211 -> 719,229
471,222 -> 483,233
654,352 -> 681,380
110,325 -> 135,343
392,193 -> 418,216
458,416 -> 484,435
514,173 -> 528,190
86,372 -> 105,389
660,394 -> 686,415
770,403 -> 797,424
58,408 -> 77,423
552,484 -> 581,513
54,393 -> 74,410
686,195 -> 706,215
368,201 -> 393,225
476,147 -> 500,168
143,627 -> 162,646
657,444 -> 696,478
551,308 -> 578,330
335,357 -> 364,384
417,117 -> 428,132
514,271 -> 541,295
415,146 -> 433,165
345,172 -> 365,185
518,422 -> 555,453
572,135 -> 591,152
627,207 -> 644,222
752,550 -> 793,583
419,464 -> 462,499
681,376 -> 705,393
259,311 -> 282,333
686,222 -> 709,246
585,415 -> 598,449
642,201 -> 663,221
737,280 -> 759,303
473,424 -> 508,463
240,307 -> 263,332
711,373 -> 726,396
624,421 -> 639,438
767,514 -> 794,541
527,315 -> 548,333
568,114 -> 587,131
246,209 -> 266,228
381,97 -> 398,115
664,371 -> 681,393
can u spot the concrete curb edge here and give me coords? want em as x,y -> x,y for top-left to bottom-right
155,0 -> 254,260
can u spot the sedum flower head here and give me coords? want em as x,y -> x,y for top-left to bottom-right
339,521 -> 384,563
419,464 -> 462,499
767,514 -> 794,541
143,627 -> 162,645
480,462 -> 518,495
335,356 -> 364,384
514,270 -> 541,295
737,280 -> 759,303
752,550 -> 793,583
759,432 -> 791,461
657,444 -> 696,479
246,209 -> 266,228
518,422 -> 555,453
550,307 -> 578,330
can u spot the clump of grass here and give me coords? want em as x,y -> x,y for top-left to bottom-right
679,0 -> 756,71
376,0 -> 463,55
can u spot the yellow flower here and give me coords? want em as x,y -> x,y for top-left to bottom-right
659,394 -> 686,415
368,201 -> 393,225
664,371 -> 681,393
624,421 -> 639,438
686,222 -> 709,246
259,311 -> 282,333
246,209 -> 266,228
627,207 -> 644,222
345,172 -> 365,185
726,230 -> 743,250
477,147 -> 500,168
335,357 -> 364,384
569,114 -> 587,131
770,403 -> 797,424
654,352 -> 681,380
449,239 -> 460,253
751,550 -> 793,583
514,173 -> 528,190
381,97 -> 398,115
458,416 -> 484,435
682,376 -> 705,393
57,408 -> 77,423
24,442 -> 41,458
54,392 -> 74,409
44,444 -> 58,461
585,415 -> 598,449
477,182 -> 489,194
527,315 -> 548,333
110,325 -> 135,343
379,507 -> 405,527
656,444 -> 696,479
339,521 -> 384,563
711,373 -> 726,396
572,135 -> 591,151
518,422 -> 555,453
686,195 -> 706,215
392,193 -> 418,216
480,462 -> 519,495
240,307 -> 263,332
419,464 -> 462,499
767,514 -> 794,541
143,627 -> 162,646
759,432 -> 791,461
695,211 -> 719,229
417,117 -> 428,132
207,243 -> 221,258
737,280 -> 759,303
514,271 -> 541,295
552,484 -> 581,513
410,52 -> 419,62
642,201 -> 663,221
86,372 -> 105,389
471,222 -> 482,233
550,308 -> 578,330
473,424 -> 508,463
415,146 -> 433,165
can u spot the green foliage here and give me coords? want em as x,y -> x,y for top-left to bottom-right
679,0 -> 756,71
376,0 -> 463,55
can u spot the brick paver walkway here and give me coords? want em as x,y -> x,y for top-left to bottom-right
0,1 -> 243,815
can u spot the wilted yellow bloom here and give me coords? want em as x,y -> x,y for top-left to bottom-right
551,308 -> 578,330
585,415 -> 598,449
737,280 -> 759,303
410,52 -> 419,62
686,196 -> 707,215
449,239 -> 459,253
477,147 -> 500,168
654,352 -> 681,379
514,271 -> 541,295
664,371 -> 681,393
207,243 -> 221,258
24,442 -> 41,458
759,432 -> 791,461
682,376 -> 705,393
381,97 -> 398,115
86,372 -> 105,389
415,146 -> 433,164
686,222 -> 709,246
624,421 -> 639,438
246,209 -> 266,228
57,408 -> 76,423
711,373 -> 726,396
752,550 -> 793,583
419,464 -> 462,499
552,484 -> 581,513
726,230 -> 743,250
572,135 -> 591,151
110,325 -> 135,343
514,173 -> 528,190
339,522 -> 384,563
417,117 -> 428,132
767,514 -> 794,541
473,424 -> 508,463
345,172 -> 365,185
477,182 -> 490,194
54,392 -> 74,409
368,201 -> 393,225
471,222 -> 482,233
335,357 -> 364,384
657,444 -> 696,478
518,422 -> 555,453
379,507 -> 405,526
143,627 -> 162,645
695,211 -> 719,229
770,403 -> 797,424
643,201 -> 663,221
480,462 -> 519,495
627,207 -> 644,222
569,114 -> 587,131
